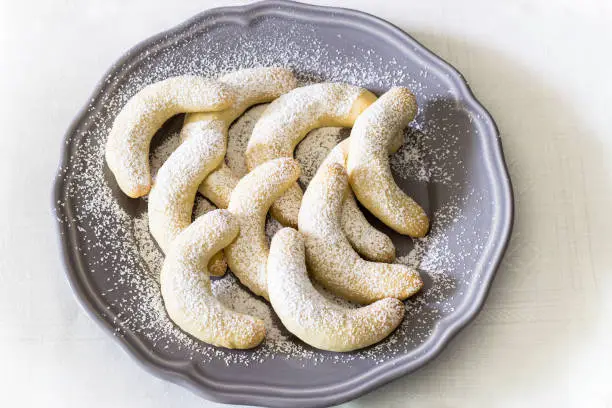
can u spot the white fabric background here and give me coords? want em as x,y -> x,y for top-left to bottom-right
1,0 -> 611,406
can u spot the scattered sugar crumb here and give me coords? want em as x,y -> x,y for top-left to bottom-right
295,127 -> 348,186
227,104 -> 269,178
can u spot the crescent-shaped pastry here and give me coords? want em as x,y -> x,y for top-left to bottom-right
322,140 -> 395,263
148,126 -> 225,253
245,83 -> 377,227
105,76 -> 235,198
298,163 -> 423,304
225,158 -> 301,300
347,87 -> 429,237
182,67 -> 298,208
160,210 -> 265,349
267,228 -> 405,352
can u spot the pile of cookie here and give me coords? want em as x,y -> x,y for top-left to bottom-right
106,68 -> 429,352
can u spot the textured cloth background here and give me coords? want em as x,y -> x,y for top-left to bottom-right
0,0 -> 610,406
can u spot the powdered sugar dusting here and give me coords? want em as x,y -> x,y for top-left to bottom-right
133,212 -> 163,282
105,77 -> 234,197
226,104 -> 268,178
55,16 -> 487,368
267,228 -> 405,351
230,105 -> 349,188
398,204 -> 463,317
149,131 -> 180,182
246,83 -> 368,169
193,195 -> 217,218
295,127 -> 348,186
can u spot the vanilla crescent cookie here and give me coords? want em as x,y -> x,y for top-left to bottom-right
148,121 -> 227,276
105,76 -> 235,198
160,210 -> 265,349
225,158 -> 301,300
148,126 -> 225,253
298,163 -> 423,304
181,67 -> 298,209
322,140 -> 395,263
347,87 -> 429,237
268,228 -> 405,352
245,83 -> 377,227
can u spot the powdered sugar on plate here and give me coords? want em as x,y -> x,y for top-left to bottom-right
55,16 -> 487,367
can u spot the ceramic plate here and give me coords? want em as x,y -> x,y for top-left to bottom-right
53,1 -> 513,406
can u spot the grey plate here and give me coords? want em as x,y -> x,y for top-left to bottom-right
53,1 -> 513,407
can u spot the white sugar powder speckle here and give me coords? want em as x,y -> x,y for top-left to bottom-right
150,131 -> 181,182
226,104 -> 269,178
295,127 -> 348,186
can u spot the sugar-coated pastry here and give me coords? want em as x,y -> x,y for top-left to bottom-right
160,210 -> 265,349
298,163 -> 423,304
268,228 -> 405,352
226,158 -> 301,300
105,76 -> 235,197
148,126 -> 225,253
347,87 -> 429,237
182,67 -> 298,208
246,83 -> 377,227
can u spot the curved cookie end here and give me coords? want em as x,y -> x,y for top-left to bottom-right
207,252 -> 227,277
368,236 -> 396,263
405,211 -> 430,238
232,317 -> 266,350
399,268 -> 424,300
347,89 -> 377,123
377,297 -> 406,323
387,86 -> 418,121
124,181 -> 151,199
270,183 -> 302,228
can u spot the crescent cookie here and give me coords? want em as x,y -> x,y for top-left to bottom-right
148,126 -> 225,254
347,87 -> 429,237
105,76 -> 235,198
322,140 -> 396,263
226,158 -> 301,300
245,83 -> 377,227
148,122 -> 227,276
160,210 -> 265,349
298,163 -> 423,304
182,67 -> 298,209
268,228 -> 405,352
